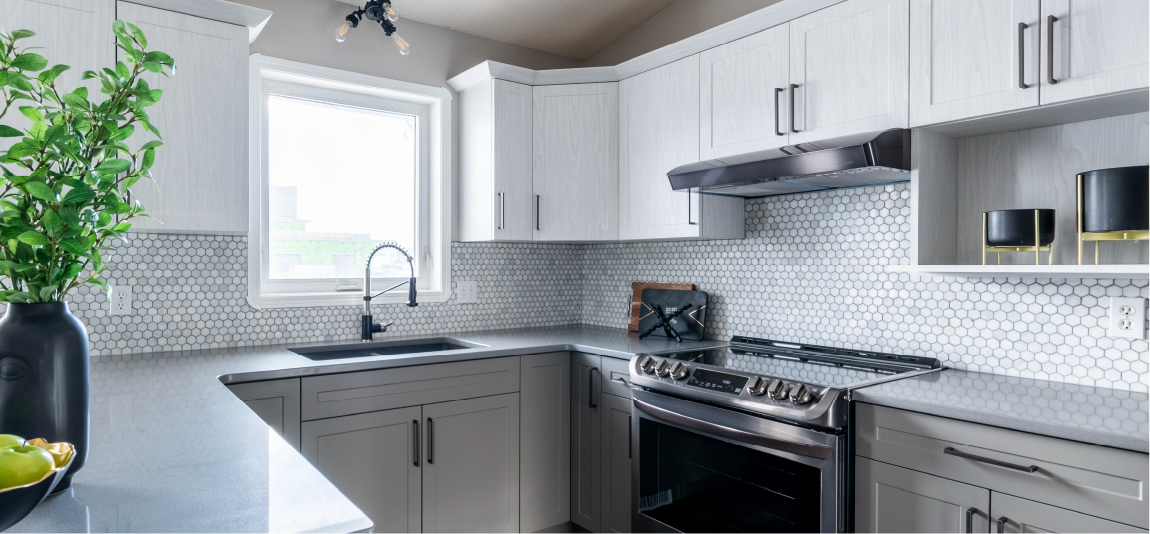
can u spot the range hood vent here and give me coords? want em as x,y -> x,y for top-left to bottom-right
668,129 -> 911,198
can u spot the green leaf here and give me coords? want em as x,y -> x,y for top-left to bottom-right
60,263 -> 83,280
38,286 -> 56,300
17,231 -> 49,246
42,209 -> 62,235
0,125 -> 22,137
10,53 -> 48,71
114,61 -> 130,81
127,22 -> 148,48
22,182 -> 56,201
142,148 -> 155,170
61,93 -> 89,110
112,221 -> 131,232
59,237 -> 90,255
139,140 -> 163,151
89,277 -> 109,292
10,29 -> 36,40
28,120 -> 46,140
95,158 -> 131,175
61,187 -> 96,205
5,292 -> 31,303
19,106 -> 43,122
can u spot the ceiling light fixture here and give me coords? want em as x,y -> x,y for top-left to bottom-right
335,0 -> 410,55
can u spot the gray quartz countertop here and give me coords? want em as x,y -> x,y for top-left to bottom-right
852,368 -> 1149,453
9,324 -> 723,533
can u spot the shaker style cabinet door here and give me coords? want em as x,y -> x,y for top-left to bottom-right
532,83 -> 619,242
599,393 -> 632,534
856,457 -> 991,533
421,393 -> 520,533
698,24 -> 791,161
990,492 -> 1144,533
301,406 -> 423,533
570,352 -> 603,531
910,0 -> 1041,127
1039,0 -> 1150,105
116,2 -> 248,233
519,352 -> 571,532
788,0 -> 909,145
227,378 -> 301,450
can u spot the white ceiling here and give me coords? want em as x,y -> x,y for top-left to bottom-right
333,0 -> 677,61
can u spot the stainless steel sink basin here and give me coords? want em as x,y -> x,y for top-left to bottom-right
290,337 -> 485,361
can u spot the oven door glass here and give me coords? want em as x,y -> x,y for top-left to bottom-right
638,417 -> 822,533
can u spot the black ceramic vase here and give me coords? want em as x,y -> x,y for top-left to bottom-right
0,302 -> 89,493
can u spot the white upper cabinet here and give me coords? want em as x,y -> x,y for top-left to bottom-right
532,83 -> 619,242
910,0 -> 1041,127
788,0 -> 909,145
117,1 -> 249,234
620,56 -> 743,241
1040,0 -> 1150,105
459,79 -> 534,242
699,25 -> 791,161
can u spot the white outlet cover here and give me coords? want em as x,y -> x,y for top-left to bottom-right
457,281 -> 478,304
1109,297 -> 1146,340
108,285 -> 132,316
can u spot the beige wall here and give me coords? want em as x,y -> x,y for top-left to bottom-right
581,0 -> 784,67
230,0 -> 580,239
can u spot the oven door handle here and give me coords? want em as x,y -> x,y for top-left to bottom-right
632,397 -> 833,460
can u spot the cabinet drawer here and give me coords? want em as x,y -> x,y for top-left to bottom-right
302,357 -> 520,420
856,403 -> 1149,528
601,356 -> 632,399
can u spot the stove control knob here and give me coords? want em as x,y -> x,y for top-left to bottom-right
655,360 -> 672,377
670,362 -> 690,380
640,356 -> 658,374
788,383 -> 815,405
766,379 -> 788,400
747,376 -> 768,396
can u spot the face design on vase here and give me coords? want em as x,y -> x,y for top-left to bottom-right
0,356 -> 34,422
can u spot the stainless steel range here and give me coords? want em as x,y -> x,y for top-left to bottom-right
629,336 -> 941,533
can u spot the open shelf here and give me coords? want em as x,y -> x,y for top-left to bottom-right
887,264 -> 1149,279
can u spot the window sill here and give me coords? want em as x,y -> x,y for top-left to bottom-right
247,289 -> 450,310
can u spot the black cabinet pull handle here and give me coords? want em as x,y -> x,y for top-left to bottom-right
966,507 -> 978,533
996,516 -> 1009,533
426,417 -> 434,464
774,87 -> 785,136
687,188 -> 696,225
628,415 -> 632,459
944,447 -> 1039,472
1018,22 -> 1029,89
789,84 -> 799,133
497,192 -> 504,230
589,367 -> 599,408
1047,15 -> 1058,84
412,419 -> 420,466
535,195 -> 540,231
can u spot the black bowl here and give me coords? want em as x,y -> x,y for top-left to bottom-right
986,209 -> 1056,247
1081,165 -> 1149,233
0,449 -> 74,532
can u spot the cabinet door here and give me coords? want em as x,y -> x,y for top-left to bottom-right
699,24 -> 791,160
227,378 -> 301,450
788,0 -> 909,145
1040,0 -> 1149,104
116,2 -> 248,233
422,393 -> 520,533
570,352 -> 602,531
599,393 -> 632,534
856,457 -> 991,533
991,492 -> 1143,533
301,406 -> 422,533
910,0 -> 1040,127
492,80 -> 535,241
519,353 -> 570,532
532,83 -> 619,241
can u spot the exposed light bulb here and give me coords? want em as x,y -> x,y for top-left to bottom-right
393,33 -> 411,55
334,20 -> 353,42
384,4 -> 399,21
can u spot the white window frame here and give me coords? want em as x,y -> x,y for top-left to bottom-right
247,55 -> 452,309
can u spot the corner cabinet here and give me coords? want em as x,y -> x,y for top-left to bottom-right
116,1 -> 250,234
620,55 -> 743,241
532,83 -> 620,242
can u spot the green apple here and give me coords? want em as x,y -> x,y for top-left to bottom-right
0,434 -> 24,449
0,442 -> 55,490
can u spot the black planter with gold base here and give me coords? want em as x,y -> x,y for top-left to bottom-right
1078,165 -> 1149,264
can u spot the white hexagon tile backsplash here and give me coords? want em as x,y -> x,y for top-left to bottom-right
7,182 -> 1145,392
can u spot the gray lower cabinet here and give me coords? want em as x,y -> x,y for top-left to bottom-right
520,353 -> 571,532
856,456 -> 991,533
570,353 -> 632,533
226,378 -> 301,450
991,492 -> 1144,534
301,407 -> 422,533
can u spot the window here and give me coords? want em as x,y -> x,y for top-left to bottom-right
248,56 -> 451,308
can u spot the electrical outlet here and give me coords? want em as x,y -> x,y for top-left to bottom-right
108,285 -> 132,316
1109,297 -> 1145,339
456,281 -> 478,304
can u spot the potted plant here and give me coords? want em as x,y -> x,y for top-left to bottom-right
0,21 -> 173,492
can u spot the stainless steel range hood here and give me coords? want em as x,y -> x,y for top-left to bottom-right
667,129 -> 911,198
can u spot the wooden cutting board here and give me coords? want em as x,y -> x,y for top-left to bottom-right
629,282 -> 695,331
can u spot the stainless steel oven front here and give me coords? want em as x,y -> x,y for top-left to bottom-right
631,388 -> 845,533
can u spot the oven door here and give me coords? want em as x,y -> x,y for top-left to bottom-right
631,388 -> 844,533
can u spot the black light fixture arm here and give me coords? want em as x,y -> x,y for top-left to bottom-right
362,242 -> 418,341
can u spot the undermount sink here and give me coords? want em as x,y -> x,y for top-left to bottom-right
290,337 -> 486,361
